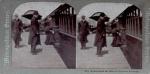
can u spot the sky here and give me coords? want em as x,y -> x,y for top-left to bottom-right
77,3 -> 132,26
13,2 -> 63,24
13,2 -> 133,26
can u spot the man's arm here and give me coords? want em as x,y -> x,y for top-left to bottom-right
78,22 -> 81,33
20,20 -> 24,32
11,20 -> 14,31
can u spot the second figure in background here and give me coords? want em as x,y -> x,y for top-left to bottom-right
44,16 -> 56,45
78,15 -> 90,49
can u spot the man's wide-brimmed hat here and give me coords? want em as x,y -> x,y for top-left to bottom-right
89,12 -> 107,21
22,10 -> 42,20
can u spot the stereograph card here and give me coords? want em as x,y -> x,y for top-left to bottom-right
0,0 -> 149,74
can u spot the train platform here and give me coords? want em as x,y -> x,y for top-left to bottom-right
12,32 -> 67,68
76,33 -> 131,69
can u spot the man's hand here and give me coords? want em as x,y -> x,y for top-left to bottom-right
103,34 -> 106,36
36,32 -> 40,35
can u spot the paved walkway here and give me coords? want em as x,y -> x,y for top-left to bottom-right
76,34 -> 130,69
12,32 -> 66,68
12,32 -> 130,69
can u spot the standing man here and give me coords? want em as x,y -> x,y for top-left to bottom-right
78,15 -> 90,49
44,16 -> 56,45
12,14 -> 23,48
28,11 -> 41,54
94,13 -> 109,56
111,18 -> 122,47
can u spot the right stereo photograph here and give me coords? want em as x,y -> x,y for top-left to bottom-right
76,3 -> 142,69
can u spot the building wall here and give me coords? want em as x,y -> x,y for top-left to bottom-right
118,6 -> 143,69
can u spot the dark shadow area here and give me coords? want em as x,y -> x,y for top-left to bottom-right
101,50 -> 109,56
81,46 -> 93,50
18,44 -> 26,48
31,48 -> 43,55
97,50 -> 108,57
54,33 -> 76,69
35,48 -> 43,54
120,35 -> 142,69
85,46 -> 93,49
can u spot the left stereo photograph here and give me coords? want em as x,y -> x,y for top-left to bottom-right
11,2 -> 76,69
